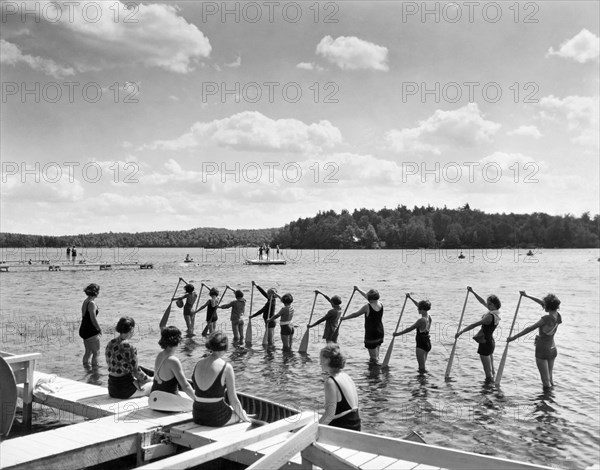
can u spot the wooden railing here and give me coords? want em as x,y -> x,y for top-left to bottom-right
0,351 -> 42,429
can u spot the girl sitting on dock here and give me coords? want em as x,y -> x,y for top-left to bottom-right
151,326 -> 195,401
507,292 -> 562,389
308,291 -> 342,343
106,317 -> 152,398
392,295 -> 432,373
455,287 -> 501,382
191,332 -> 251,426
319,344 -> 361,431
341,287 -> 384,362
266,293 -> 295,351
79,283 -> 102,367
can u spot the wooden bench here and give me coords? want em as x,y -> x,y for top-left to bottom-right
0,351 -> 42,429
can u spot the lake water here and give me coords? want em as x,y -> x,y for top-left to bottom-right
1,247 -> 599,469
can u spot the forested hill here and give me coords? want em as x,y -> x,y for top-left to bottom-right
271,204 -> 599,249
1,204 -> 598,248
0,227 -> 279,248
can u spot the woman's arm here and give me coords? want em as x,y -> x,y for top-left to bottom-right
224,364 -> 250,422
319,378 -> 338,425
468,287 -> 487,308
219,301 -> 233,310
520,291 -> 544,308
393,318 -> 423,337
130,345 -> 149,385
309,310 -> 332,328
354,287 -> 367,300
315,290 -> 331,304
87,301 -> 102,332
266,307 -> 284,323
342,304 -> 368,321
253,282 -> 268,299
407,294 -> 418,308
507,319 -> 545,342
193,300 -> 209,314
455,315 -> 491,338
170,357 -> 195,401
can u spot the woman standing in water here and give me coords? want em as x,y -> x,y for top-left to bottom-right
455,287 -> 501,382
507,292 -> 562,389
341,287 -> 384,362
79,283 -> 102,367
393,295 -> 432,373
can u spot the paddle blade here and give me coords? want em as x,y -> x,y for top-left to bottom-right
262,326 -> 269,346
382,337 -> 396,368
298,329 -> 310,353
159,304 -> 172,330
245,318 -> 253,346
201,324 -> 210,337
495,345 -> 510,386
444,340 -> 459,380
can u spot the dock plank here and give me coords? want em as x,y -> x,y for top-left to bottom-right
383,460 -> 420,470
345,451 -> 379,467
361,455 -> 402,470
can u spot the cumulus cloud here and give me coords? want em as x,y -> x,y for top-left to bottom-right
225,56 -> 241,68
316,35 -> 389,71
539,94 -> 599,148
2,2 -> 211,73
142,111 -> 343,153
385,103 -> 501,154
547,29 -> 599,63
296,62 -> 324,71
507,125 -> 543,139
0,39 -> 74,78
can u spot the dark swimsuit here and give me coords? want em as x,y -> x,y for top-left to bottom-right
535,314 -> 562,360
206,302 -> 218,323
192,363 -> 233,426
151,357 -> 179,395
79,300 -> 100,340
328,376 -> 361,431
415,315 -> 432,352
477,313 -> 499,356
364,304 -> 384,350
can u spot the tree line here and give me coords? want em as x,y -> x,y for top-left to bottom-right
1,204 -> 598,249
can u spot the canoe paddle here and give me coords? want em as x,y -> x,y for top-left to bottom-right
262,295 -> 273,346
495,292 -> 524,386
333,288 -> 357,340
159,277 -> 186,330
298,291 -> 319,353
245,283 -> 254,347
382,294 -> 410,368
445,288 -> 470,380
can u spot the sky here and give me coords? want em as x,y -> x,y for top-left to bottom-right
1,1 -> 598,236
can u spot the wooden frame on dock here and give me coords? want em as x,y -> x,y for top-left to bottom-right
0,351 -> 42,429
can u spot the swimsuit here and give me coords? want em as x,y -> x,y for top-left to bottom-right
183,295 -> 195,317
79,300 -> 100,340
323,308 -> 341,342
253,286 -> 277,328
279,306 -> 294,335
192,363 -> 233,426
328,376 -> 361,431
206,301 -> 218,323
151,356 -> 179,395
535,313 -> 562,360
477,312 -> 500,356
415,315 -> 432,352
364,304 -> 384,350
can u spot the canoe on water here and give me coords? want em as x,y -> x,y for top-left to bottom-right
244,259 -> 287,265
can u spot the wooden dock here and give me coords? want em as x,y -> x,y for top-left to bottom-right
0,261 -> 153,272
0,354 -> 556,470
